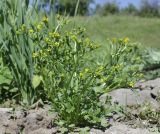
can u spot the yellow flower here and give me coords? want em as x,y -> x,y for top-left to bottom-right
42,52 -> 47,57
21,24 -> 26,32
85,38 -> 90,44
99,66 -> 104,71
114,64 -> 122,70
32,52 -> 39,58
135,57 -> 141,63
95,71 -> 101,76
80,72 -> 84,78
28,29 -> 34,34
47,48 -> 52,52
37,24 -> 42,31
129,82 -> 135,88
84,68 -> 89,73
44,37 -> 50,43
40,50 -> 43,54
71,35 -> 77,42
94,44 -> 100,49
96,66 -> 104,75
54,42 -> 60,47
100,77 -> 107,83
16,30 -> 21,35
49,32 -> 60,39
89,44 -> 95,49
42,16 -> 48,23
123,37 -> 129,44
137,73 -> 144,78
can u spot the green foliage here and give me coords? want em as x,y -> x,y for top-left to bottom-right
58,0 -> 93,16
139,0 -> 160,17
96,2 -> 119,16
21,15 -> 112,129
0,65 -> 13,103
95,0 -> 160,18
0,0 -> 148,131
18,14 -> 143,130
143,48 -> 160,70
122,4 -> 138,15
141,48 -> 160,80
0,0 -> 47,106
95,38 -> 143,91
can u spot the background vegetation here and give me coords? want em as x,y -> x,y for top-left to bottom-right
94,0 -> 160,17
0,0 -> 160,132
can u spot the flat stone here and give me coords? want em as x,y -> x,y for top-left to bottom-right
136,78 -> 160,89
108,88 -> 141,106
151,87 -> 160,98
101,88 -> 160,109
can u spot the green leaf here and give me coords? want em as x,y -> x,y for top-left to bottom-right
0,67 -> 12,85
59,127 -> 68,133
100,118 -> 110,127
32,75 -> 42,89
57,120 -> 65,127
10,87 -> 18,92
68,124 -> 75,128
66,105 -> 75,113
0,75 -> 11,85
79,127 -> 90,134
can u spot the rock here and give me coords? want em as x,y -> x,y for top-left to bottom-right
106,122 -> 159,134
136,78 -> 160,89
91,122 -> 160,134
151,87 -> 160,98
102,88 -> 160,109
26,113 -> 39,130
36,114 -> 43,121
107,88 -> 141,106
16,110 -> 27,119
139,90 -> 159,109
29,128 -> 57,134
26,112 -> 43,123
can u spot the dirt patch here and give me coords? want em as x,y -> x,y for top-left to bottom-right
0,78 -> 160,134
91,122 -> 159,134
0,107 -> 159,134
0,106 -> 58,134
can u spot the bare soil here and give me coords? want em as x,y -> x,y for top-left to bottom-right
0,78 -> 160,134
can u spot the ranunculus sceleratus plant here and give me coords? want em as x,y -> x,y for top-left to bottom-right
20,15 -> 110,129
19,15 -> 143,130
101,37 -> 143,92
